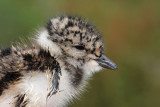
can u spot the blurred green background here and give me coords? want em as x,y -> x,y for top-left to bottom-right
0,0 -> 160,107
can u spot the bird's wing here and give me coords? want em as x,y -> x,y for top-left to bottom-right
0,46 -> 62,96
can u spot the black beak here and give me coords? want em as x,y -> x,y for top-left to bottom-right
95,54 -> 117,70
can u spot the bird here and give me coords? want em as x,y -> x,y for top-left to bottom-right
0,15 -> 117,107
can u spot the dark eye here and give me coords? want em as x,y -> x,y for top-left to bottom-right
74,45 -> 85,50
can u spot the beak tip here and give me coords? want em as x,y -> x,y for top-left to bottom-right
111,64 -> 118,70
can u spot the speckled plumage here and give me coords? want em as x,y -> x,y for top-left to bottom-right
0,15 -> 117,107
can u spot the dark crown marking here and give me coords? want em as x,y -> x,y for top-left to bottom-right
46,15 -> 101,43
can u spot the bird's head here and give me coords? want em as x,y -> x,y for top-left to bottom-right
36,16 -> 117,74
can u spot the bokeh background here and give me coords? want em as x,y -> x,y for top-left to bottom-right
0,0 -> 160,107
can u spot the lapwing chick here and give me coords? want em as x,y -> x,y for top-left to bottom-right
0,15 -> 117,107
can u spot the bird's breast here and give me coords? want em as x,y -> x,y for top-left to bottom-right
10,69 -> 84,107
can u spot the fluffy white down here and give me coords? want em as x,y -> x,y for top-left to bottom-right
21,69 -> 78,107
82,60 -> 102,76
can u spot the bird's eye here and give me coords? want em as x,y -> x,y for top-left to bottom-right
74,45 -> 85,50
